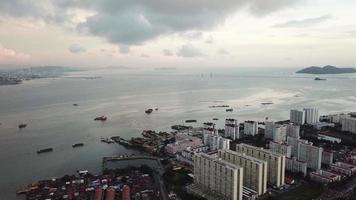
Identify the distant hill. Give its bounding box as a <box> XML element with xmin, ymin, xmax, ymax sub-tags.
<box><xmin>296</xmin><ymin>65</ymin><xmax>356</xmax><ymax>74</ymax></box>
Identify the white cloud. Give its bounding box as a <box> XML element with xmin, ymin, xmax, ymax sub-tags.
<box><xmin>176</xmin><ymin>44</ymin><xmax>203</xmax><ymax>57</ymax></box>
<box><xmin>68</xmin><ymin>43</ymin><xmax>86</xmax><ymax>53</ymax></box>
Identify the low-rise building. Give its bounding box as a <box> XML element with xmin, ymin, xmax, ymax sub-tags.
<box><xmin>176</xmin><ymin>145</ymin><xmax>209</xmax><ymax>165</ymax></box>
<box><xmin>313</xmin><ymin>122</ymin><xmax>335</xmax><ymax>130</ymax></box>
<box><xmin>317</xmin><ymin>134</ymin><xmax>341</xmax><ymax>143</ymax></box>
<box><xmin>310</xmin><ymin>170</ymin><xmax>342</xmax><ymax>184</ymax></box>
<box><xmin>165</xmin><ymin>134</ymin><xmax>203</xmax><ymax>154</ymax></box>
<box><xmin>330</xmin><ymin>162</ymin><xmax>356</xmax><ymax>176</ymax></box>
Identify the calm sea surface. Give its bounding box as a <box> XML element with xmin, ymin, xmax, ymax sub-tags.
<box><xmin>1</xmin><ymin>67</ymin><xmax>356</xmax><ymax>199</ymax></box>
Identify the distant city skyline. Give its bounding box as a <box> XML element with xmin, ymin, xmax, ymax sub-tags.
<box><xmin>1</xmin><ymin>0</ymin><xmax>356</xmax><ymax>68</ymax></box>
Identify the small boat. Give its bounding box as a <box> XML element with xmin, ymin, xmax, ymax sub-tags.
<box><xmin>261</xmin><ymin>102</ymin><xmax>273</xmax><ymax>105</ymax></box>
<box><xmin>155</xmin><ymin>108</ymin><xmax>159</xmax><ymax>111</ymax></box>
<box><xmin>226</xmin><ymin>108</ymin><xmax>233</xmax><ymax>112</ymax></box>
<box><xmin>18</xmin><ymin>124</ymin><xmax>27</xmax><ymax>129</ymax></box>
<box><xmin>73</xmin><ymin>103</ymin><xmax>79</xmax><ymax>106</ymax></box>
<box><xmin>94</xmin><ymin>116</ymin><xmax>107</xmax><ymax>121</ymax></box>
<box><xmin>72</xmin><ymin>143</ymin><xmax>84</xmax><ymax>148</ymax></box>
<box><xmin>213</xmin><ymin>118</ymin><xmax>219</xmax><ymax>121</ymax></box>
<box><xmin>185</xmin><ymin>120</ymin><xmax>197</xmax><ymax>123</ymax></box>
<box><xmin>315</xmin><ymin>77</ymin><xmax>326</xmax><ymax>81</ymax></box>
<box><xmin>37</xmin><ymin>148</ymin><xmax>53</xmax><ymax>154</ymax></box>
<box><xmin>145</xmin><ymin>109</ymin><xmax>153</xmax><ymax>114</ymax></box>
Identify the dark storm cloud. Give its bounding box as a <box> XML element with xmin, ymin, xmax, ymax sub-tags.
<box><xmin>274</xmin><ymin>14</ymin><xmax>332</xmax><ymax>28</ymax></box>
<box><xmin>1</xmin><ymin>0</ymin><xmax>303</xmax><ymax>45</ymax></box>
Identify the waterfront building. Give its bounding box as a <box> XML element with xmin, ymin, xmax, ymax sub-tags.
<box><xmin>290</xmin><ymin>109</ymin><xmax>305</xmax><ymax>125</ymax></box>
<box><xmin>235</xmin><ymin>144</ymin><xmax>285</xmax><ymax>187</ymax></box>
<box><xmin>225</xmin><ymin>118</ymin><xmax>240</xmax><ymax>140</ymax></box>
<box><xmin>244</xmin><ymin>121</ymin><xmax>258</xmax><ymax>136</ymax></box>
<box><xmin>269</xmin><ymin>141</ymin><xmax>292</xmax><ymax>158</ymax></box>
<box><xmin>193</xmin><ymin>153</ymin><xmax>243</xmax><ymax>200</ymax></box>
<box><xmin>304</xmin><ymin>108</ymin><xmax>319</xmax><ymax>124</ymax></box>
<box><xmin>286</xmin><ymin>123</ymin><xmax>300</xmax><ymax>139</ymax></box>
<box><xmin>310</xmin><ymin>170</ymin><xmax>342</xmax><ymax>184</ymax></box>
<box><xmin>285</xmin><ymin>157</ymin><xmax>307</xmax><ymax>176</ymax></box>
<box><xmin>176</xmin><ymin>145</ymin><xmax>209</xmax><ymax>166</ymax></box>
<box><xmin>165</xmin><ymin>134</ymin><xmax>203</xmax><ymax>154</ymax></box>
<box><xmin>330</xmin><ymin>162</ymin><xmax>356</xmax><ymax>176</ymax></box>
<box><xmin>218</xmin><ymin>149</ymin><xmax>268</xmax><ymax>195</ymax></box>
<box><xmin>340</xmin><ymin>115</ymin><xmax>356</xmax><ymax>134</ymax></box>
<box><xmin>298</xmin><ymin>141</ymin><xmax>323</xmax><ymax>170</ymax></box>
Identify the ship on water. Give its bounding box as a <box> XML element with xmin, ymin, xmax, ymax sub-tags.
<box><xmin>94</xmin><ymin>116</ymin><xmax>107</xmax><ymax>121</ymax></box>
<box><xmin>37</xmin><ymin>148</ymin><xmax>53</xmax><ymax>154</ymax></box>
<box><xmin>72</xmin><ymin>143</ymin><xmax>84</xmax><ymax>148</ymax></box>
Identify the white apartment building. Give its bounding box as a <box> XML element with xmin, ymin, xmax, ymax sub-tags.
<box><xmin>286</xmin><ymin>123</ymin><xmax>300</xmax><ymax>139</ymax></box>
<box><xmin>264</xmin><ymin>121</ymin><xmax>287</xmax><ymax>142</ymax></box>
<box><xmin>218</xmin><ymin>150</ymin><xmax>268</xmax><ymax>195</ymax></box>
<box><xmin>340</xmin><ymin>115</ymin><xmax>356</xmax><ymax>134</ymax></box>
<box><xmin>290</xmin><ymin>109</ymin><xmax>305</xmax><ymax>125</ymax></box>
<box><xmin>285</xmin><ymin>157</ymin><xmax>307</xmax><ymax>176</ymax></box>
<box><xmin>304</xmin><ymin>108</ymin><xmax>319</xmax><ymax>124</ymax></box>
<box><xmin>244</xmin><ymin>121</ymin><xmax>258</xmax><ymax>136</ymax></box>
<box><xmin>287</xmin><ymin>136</ymin><xmax>308</xmax><ymax>158</ymax></box>
<box><xmin>194</xmin><ymin>153</ymin><xmax>243</xmax><ymax>200</ymax></box>
<box><xmin>269</xmin><ymin>141</ymin><xmax>292</xmax><ymax>158</ymax></box>
<box><xmin>225</xmin><ymin>118</ymin><xmax>240</xmax><ymax>140</ymax></box>
<box><xmin>298</xmin><ymin>141</ymin><xmax>323</xmax><ymax>170</ymax></box>
<box><xmin>264</xmin><ymin>121</ymin><xmax>275</xmax><ymax>139</ymax></box>
<box><xmin>235</xmin><ymin>144</ymin><xmax>285</xmax><ymax>187</ymax></box>
<box><xmin>203</xmin><ymin>133</ymin><xmax>230</xmax><ymax>151</ymax></box>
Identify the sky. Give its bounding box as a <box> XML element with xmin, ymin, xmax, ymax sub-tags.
<box><xmin>0</xmin><ymin>0</ymin><xmax>356</xmax><ymax>69</ymax></box>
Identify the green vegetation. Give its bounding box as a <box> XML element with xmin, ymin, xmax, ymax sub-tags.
<box><xmin>163</xmin><ymin>167</ymin><xmax>205</xmax><ymax>200</ymax></box>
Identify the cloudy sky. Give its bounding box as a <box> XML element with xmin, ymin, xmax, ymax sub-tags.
<box><xmin>0</xmin><ymin>0</ymin><xmax>356</xmax><ymax>68</ymax></box>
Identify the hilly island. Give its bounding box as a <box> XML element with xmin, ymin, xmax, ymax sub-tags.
<box><xmin>296</xmin><ymin>65</ymin><xmax>356</xmax><ymax>74</ymax></box>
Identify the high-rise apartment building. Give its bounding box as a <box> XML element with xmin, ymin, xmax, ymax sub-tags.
<box><xmin>218</xmin><ymin>150</ymin><xmax>267</xmax><ymax>195</ymax></box>
<box><xmin>194</xmin><ymin>153</ymin><xmax>243</xmax><ymax>200</ymax></box>
<box><xmin>235</xmin><ymin>144</ymin><xmax>285</xmax><ymax>187</ymax></box>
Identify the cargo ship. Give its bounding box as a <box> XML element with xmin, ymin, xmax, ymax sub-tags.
<box><xmin>185</xmin><ymin>119</ymin><xmax>197</xmax><ymax>123</ymax></box>
<box><xmin>94</xmin><ymin>116</ymin><xmax>107</xmax><ymax>121</ymax></box>
<box><xmin>72</xmin><ymin>143</ymin><xmax>84</xmax><ymax>148</ymax></box>
<box><xmin>18</xmin><ymin>124</ymin><xmax>27</xmax><ymax>129</ymax></box>
<box><xmin>226</xmin><ymin>108</ymin><xmax>233</xmax><ymax>112</ymax></box>
<box><xmin>37</xmin><ymin>148</ymin><xmax>53</xmax><ymax>154</ymax></box>
<box><xmin>145</xmin><ymin>109</ymin><xmax>153</xmax><ymax>114</ymax></box>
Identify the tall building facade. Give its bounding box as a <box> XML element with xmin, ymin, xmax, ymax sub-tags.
<box><xmin>235</xmin><ymin>144</ymin><xmax>285</xmax><ymax>187</ymax></box>
<box><xmin>244</xmin><ymin>121</ymin><xmax>258</xmax><ymax>136</ymax></box>
<box><xmin>340</xmin><ymin>115</ymin><xmax>356</xmax><ymax>134</ymax></box>
<box><xmin>194</xmin><ymin>153</ymin><xmax>243</xmax><ymax>200</ymax></box>
<box><xmin>286</xmin><ymin>123</ymin><xmax>300</xmax><ymax>139</ymax></box>
<box><xmin>298</xmin><ymin>141</ymin><xmax>323</xmax><ymax>170</ymax></box>
<box><xmin>290</xmin><ymin>109</ymin><xmax>305</xmax><ymax>125</ymax></box>
<box><xmin>269</xmin><ymin>141</ymin><xmax>292</xmax><ymax>158</ymax></box>
<box><xmin>304</xmin><ymin>108</ymin><xmax>319</xmax><ymax>124</ymax></box>
<box><xmin>218</xmin><ymin>150</ymin><xmax>268</xmax><ymax>195</ymax></box>
<box><xmin>225</xmin><ymin>118</ymin><xmax>240</xmax><ymax>140</ymax></box>
<box><xmin>264</xmin><ymin>121</ymin><xmax>275</xmax><ymax>139</ymax></box>
<box><xmin>203</xmin><ymin>133</ymin><xmax>230</xmax><ymax>151</ymax></box>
